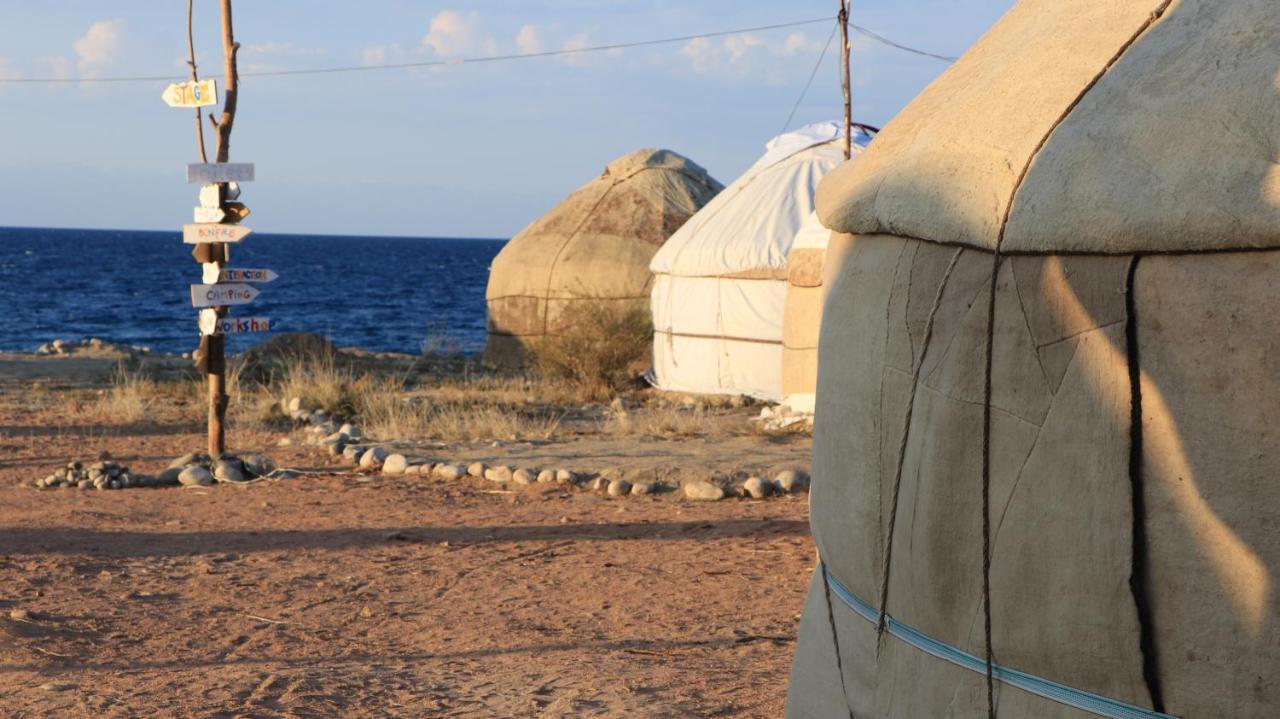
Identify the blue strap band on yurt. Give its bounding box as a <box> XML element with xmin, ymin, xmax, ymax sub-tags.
<box><xmin>820</xmin><ymin>566</ymin><xmax>1180</xmax><ymax>719</ymax></box>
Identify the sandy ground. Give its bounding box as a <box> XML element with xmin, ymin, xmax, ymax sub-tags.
<box><xmin>0</xmin><ymin>353</ymin><xmax>816</xmax><ymax>718</ymax></box>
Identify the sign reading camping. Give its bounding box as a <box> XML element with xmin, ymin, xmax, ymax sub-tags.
<box><xmin>190</xmin><ymin>282</ymin><xmax>260</xmax><ymax>308</ymax></box>
<box><xmin>162</xmin><ymin>79</ymin><xmax>217</xmax><ymax>108</ymax></box>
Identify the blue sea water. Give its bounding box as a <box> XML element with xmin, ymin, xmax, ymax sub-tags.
<box><xmin>0</xmin><ymin>227</ymin><xmax>505</xmax><ymax>356</ymax></box>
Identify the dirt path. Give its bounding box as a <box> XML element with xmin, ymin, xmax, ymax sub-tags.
<box><xmin>0</xmin><ymin>430</ymin><xmax>815</xmax><ymax>717</ymax></box>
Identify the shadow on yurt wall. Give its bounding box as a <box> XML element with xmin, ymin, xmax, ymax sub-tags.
<box><xmin>788</xmin><ymin>1</ymin><xmax>1280</xmax><ymax>718</ymax></box>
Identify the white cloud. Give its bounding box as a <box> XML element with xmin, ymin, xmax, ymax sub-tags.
<box><xmin>0</xmin><ymin>56</ymin><xmax>20</xmax><ymax>81</ymax></box>
<box><xmin>362</xmin><ymin>45</ymin><xmax>395</xmax><ymax>66</ymax></box>
<box><xmin>243</xmin><ymin>42</ymin><xmax>326</xmax><ymax>58</ymax></box>
<box><xmin>679</xmin><ymin>31</ymin><xmax>824</xmax><ymax>81</ymax></box>
<box><xmin>515</xmin><ymin>24</ymin><xmax>543</xmax><ymax>55</ymax></box>
<box><xmin>74</xmin><ymin>19</ymin><xmax>124</xmax><ymax>77</ymax></box>
<box><xmin>422</xmin><ymin>10</ymin><xmax>495</xmax><ymax>57</ymax></box>
<box><xmin>39</xmin><ymin>56</ymin><xmax>73</xmax><ymax>81</ymax></box>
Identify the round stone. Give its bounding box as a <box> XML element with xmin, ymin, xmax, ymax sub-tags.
<box><xmin>382</xmin><ymin>454</ymin><xmax>409</xmax><ymax>475</ymax></box>
<box><xmin>630</xmin><ymin>481</ymin><xmax>655</xmax><ymax>496</ymax></box>
<box><xmin>213</xmin><ymin>459</ymin><xmax>248</xmax><ymax>483</ymax></box>
<box><xmin>359</xmin><ymin>446</ymin><xmax>388</xmax><ymax>469</ymax></box>
<box><xmin>607</xmin><ymin>479</ymin><xmax>632</xmax><ymax>497</ymax></box>
<box><xmin>467</xmin><ymin>462</ymin><xmax>487</xmax><ymax>478</ymax></box>
<box><xmin>774</xmin><ymin>469</ymin><xmax>810</xmax><ymax>494</ymax></box>
<box><xmin>434</xmin><ymin>464</ymin><xmax>464</xmax><ymax>481</ymax></box>
<box><xmin>178</xmin><ymin>466</ymin><xmax>214</xmax><ymax>487</ymax></box>
<box><xmin>742</xmin><ymin>476</ymin><xmax>772</xmax><ymax>499</ymax></box>
<box><xmin>242</xmin><ymin>454</ymin><xmax>276</xmax><ymax>477</ymax></box>
<box><xmin>683</xmin><ymin>480</ymin><xmax>725</xmax><ymax>501</ymax></box>
<box><xmin>484</xmin><ymin>466</ymin><xmax>513</xmax><ymax>483</ymax></box>
<box><xmin>512</xmin><ymin>468</ymin><xmax>536</xmax><ymax>485</ymax></box>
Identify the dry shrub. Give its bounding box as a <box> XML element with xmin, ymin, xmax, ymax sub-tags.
<box><xmin>529</xmin><ymin>301</ymin><xmax>652</xmax><ymax>400</ymax></box>
<box><xmin>91</xmin><ymin>364</ymin><xmax>158</xmax><ymax>423</ymax></box>
<box><xmin>606</xmin><ymin>402</ymin><xmax>710</xmax><ymax>438</ymax></box>
<box><xmin>358</xmin><ymin>377</ymin><xmax>561</xmax><ymax>442</ymax></box>
<box><xmin>273</xmin><ymin>353</ymin><xmax>367</xmax><ymax>419</ymax></box>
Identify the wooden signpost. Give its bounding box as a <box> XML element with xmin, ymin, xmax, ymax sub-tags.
<box><xmin>168</xmin><ymin>0</ymin><xmax>274</xmax><ymax>456</ymax></box>
<box><xmin>162</xmin><ymin>79</ymin><xmax>217</xmax><ymax>108</ymax></box>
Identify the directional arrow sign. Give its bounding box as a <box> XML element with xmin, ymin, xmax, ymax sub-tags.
<box><xmin>190</xmin><ymin>283</ymin><xmax>260</xmax><ymax>308</ymax></box>
<box><xmin>183</xmin><ymin>224</ymin><xmax>253</xmax><ymax>244</ymax></box>
<box><xmin>199</xmin><ymin>309</ymin><xmax>275</xmax><ymax>335</ymax></box>
<box><xmin>217</xmin><ymin>268</ymin><xmax>279</xmax><ymax>284</ymax></box>
<box><xmin>162</xmin><ymin>79</ymin><xmax>217</xmax><ymax>108</ymax></box>
<box><xmin>187</xmin><ymin>163</ymin><xmax>254</xmax><ymax>183</ymax></box>
<box><xmin>194</xmin><ymin>206</ymin><xmax>225</xmax><ymax>223</ymax></box>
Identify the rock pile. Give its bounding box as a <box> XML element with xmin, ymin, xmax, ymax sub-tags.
<box><xmin>35</xmin><ymin>337</ymin><xmax>153</xmax><ymax>356</ymax></box>
<box><xmin>280</xmin><ymin>395</ymin><xmax>812</xmax><ymax>503</ymax></box>
<box><xmin>34</xmin><ymin>459</ymin><xmax>157</xmax><ymax>490</ymax></box>
<box><xmin>34</xmin><ymin>451</ymin><xmax>282</xmax><ymax>491</ymax></box>
<box><xmin>158</xmin><ymin>452</ymin><xmax>281</xmax><ymax>487</ymax></box>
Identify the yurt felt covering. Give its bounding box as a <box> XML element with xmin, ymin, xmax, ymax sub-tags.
<box><xmin>484</xmin><ymin>149</ymin><xmax>721</xmax><ymax>368</ymax></box>
<box><xmin>788</xmin><ymin>1</ymin><xmax>1280</xmax><ymax>717</ymax></box>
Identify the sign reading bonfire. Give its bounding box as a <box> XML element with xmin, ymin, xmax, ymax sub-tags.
<box><xmin>164</xmin><ymin>0</ymin><xmax>276</xmax><ymax>456</ymax></box>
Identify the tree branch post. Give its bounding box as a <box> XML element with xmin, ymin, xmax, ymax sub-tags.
<box><xmin>205</xmin><ymin>0</ymin><xmax>240</xmax><ymax>458</ymax></box>
<box><xmin>839</xmin><ymin>0</ymin><xmax>852</xmax><ymax>160</ymax></box>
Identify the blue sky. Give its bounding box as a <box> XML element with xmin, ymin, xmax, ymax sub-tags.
<box><xmin>0</xmin><ymin>1</ymin><xmax>1013</xmax><ymax>238</ymax></box>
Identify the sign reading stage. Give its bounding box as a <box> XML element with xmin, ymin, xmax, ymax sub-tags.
<box><xmin>162</xmin><ymin>79</ymin><xmax>217</xmax><ymax>108</ymax></box>
<box><xmin>183</xmin><ymin>224</ymin><xmax>252</xmax><ymax>244</ymax></box>
<box><xmin>190</xmin><ymin>283</ymin><xmax>260</xmax><ymax>308</ymax></box>
<box><xmin>187</xmin><ymin>163</ymin><xmax>254</xmax><ymax>184</ymax></box>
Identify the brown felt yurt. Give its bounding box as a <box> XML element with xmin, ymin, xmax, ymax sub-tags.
<box><xmin>484</xmin><ymin>149</ymin><xmax>721</xmax><ymax>368</ymax></box>
<box><xmin>787</xmin><ymin>1</ymin><xmax>1279</xmax><ymax>718</ymax></box>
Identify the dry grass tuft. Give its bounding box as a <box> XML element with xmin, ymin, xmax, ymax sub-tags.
<box><xmin>358</xmin><ymin>377</ymin><xmax>562</xmax><ymax>442</ymax></box>
<box><xmin>605</xmin><ymin>401</ymin><xmax>711</xmax><ymax>438</ymax></box>
<box><xmin>529</xmin><ymin>302</ymin><xmax>652</xmax><ymax>400</ymax></box>
<box><xmin>90</xmin><ymin>364</ymin><xmax>158</xmax><ymax>423</ymax></box>
<box><xmin>272</xmin><ymin>353</ymin><xmax>367</xmax><ymax>419</ymax></box>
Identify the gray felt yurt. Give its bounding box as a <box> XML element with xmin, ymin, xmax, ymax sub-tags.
<box><xmin>484</xmin><ymin>149</ymin><xmax>721</xmax><ymax>368</ymax></box>
<box><xmin>787</xmin><ymin>1</ymin><xmax>1279</xmax><ymax>717</ymax></box>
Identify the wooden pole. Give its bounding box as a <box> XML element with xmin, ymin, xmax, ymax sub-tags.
<box><xmin>839</xmin><ymin>0</ymin><xmax>852</xmax><ymax>160</ymax></box>
<box><xmin>204</xmin><ymin>0</ymin><xmax>241</xmax><ymax>458</ymax></box>
<box><xmin>185</xmin><ymin>0</ymin><xmax>208</xmax><ymax>163</ymax></box>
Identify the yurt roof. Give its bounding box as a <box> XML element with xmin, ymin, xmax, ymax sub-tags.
<box><xmin>651</xmin><ymin>122</ymin><xmax>873</xmax><ymax>278</ymax></box>
<box><xmin>816</xmin><ymin>0</ymin><xmax>1280</xmax><ymax>254</ymax></box>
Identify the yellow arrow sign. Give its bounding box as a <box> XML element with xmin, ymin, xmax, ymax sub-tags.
<box><xmin>162</xmin><ymin>80</ymin><xmax>217</xmax><ymax>108</ymax></box>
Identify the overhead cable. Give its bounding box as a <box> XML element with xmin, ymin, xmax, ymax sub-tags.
<box><xmin>0</xmin><ymin>16</ymin><xmax>956</xmax><ymax>84</ymax></box>
<box><xmin>778</xmin><ymin>23</ymin><xmax>838</xmax><ymax>135</ymax></box>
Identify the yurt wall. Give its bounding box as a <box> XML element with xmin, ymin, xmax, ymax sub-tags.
<box><xmin>648</xmin><ymin>122</ymin><xmax>848</xmax><ymax>402</ymax></box>
<box><xmin>788</xmin><ymin>0</ymin><xmax>1280</xmax><ymax>717</ymax></box>
<box><xmin>484</xmin><ymin>149</ymin><xmax>721</xmax><ymax>368</ymax></box>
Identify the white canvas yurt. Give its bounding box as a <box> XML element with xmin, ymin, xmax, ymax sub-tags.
<box><xmin>649</xmin><ymin>122</ymin><xmax>869</xmax><ymax>402</ymax></box>
<box><xmin>484</xmin><ymin>149</ymin><xmax>721</xmax><ymax>368</ymax></box>
<box><xmin>788</xmin><ymin>1</ymin><xmax>1279</xmax><ymax>717</ymax></box>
